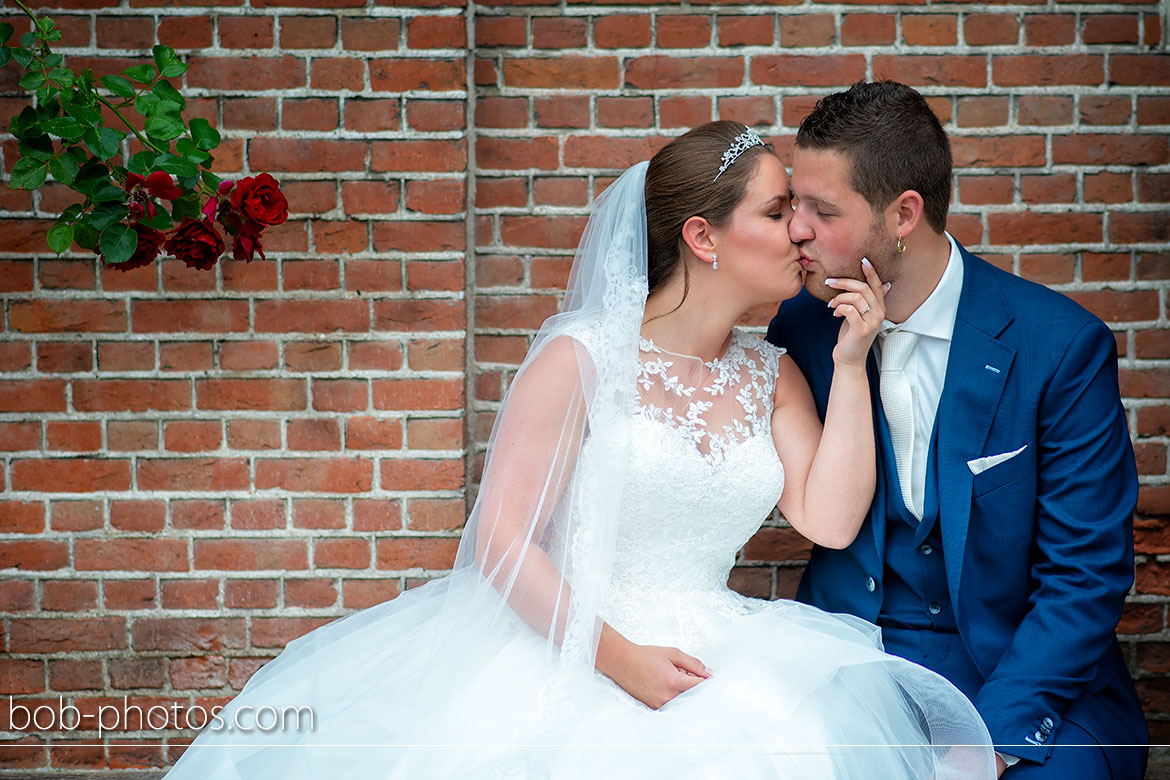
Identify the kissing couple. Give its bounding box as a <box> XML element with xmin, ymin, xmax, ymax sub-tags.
<box><xmin>164</xmin><ymin>80</ymin><xmax>1146</xmax><ymax>779</ymax></box>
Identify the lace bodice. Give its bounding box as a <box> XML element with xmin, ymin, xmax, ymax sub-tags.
<box><xmin>601</xmin><ymin>329</ymin><xmax>788</xmax><ymax>649</ymax></box>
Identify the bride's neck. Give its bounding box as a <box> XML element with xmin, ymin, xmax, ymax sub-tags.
<box><xmin>641</xmin><ymin>271</ymin><xmax>742</xmax><ymax>363</ymax></box>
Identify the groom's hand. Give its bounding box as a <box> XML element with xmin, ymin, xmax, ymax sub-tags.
<box><xmin>996</xmin><ymin>754</ymin><xmax>1007</xmax><ymax>777</ymax></box>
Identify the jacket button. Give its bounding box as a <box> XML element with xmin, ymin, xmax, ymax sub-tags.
<box><xmin>866</xmin><ymin>576</ymin><xmax>876</xmax><ymax>592</ymax></box>
<box><xmin>1034</xmin><ymin>731</ymin><xmax>1045</xmax><ymax>742</ymax></box>
<box><xmin>920</xmin><ymin>544</ymin><xmax>933</xmax><ymax>555</ymax></box>
<box><xmin>928</xmin><ymin>603</ymin><xmax>942</xmax><ymax>615</ymax></box>
<box><xmin>1042</xmin><ymin>717</ymin><xmax>1053</xmax><ymax>729</ymax></box>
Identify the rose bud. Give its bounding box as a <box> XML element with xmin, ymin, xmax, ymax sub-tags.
<box><xmin>232</xmin><ymin>230</ymin><xmax>265</xmax><ymax>263</ymax></box>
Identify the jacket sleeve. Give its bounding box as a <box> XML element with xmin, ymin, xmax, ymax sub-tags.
<box><xmin>972</xmin><ymin>318</ymin><xmax>1137</xmax><ymax>762</ymax></box>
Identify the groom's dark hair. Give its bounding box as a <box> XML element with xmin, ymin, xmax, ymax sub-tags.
<box><xmin>796</xmin><ymin>81</ymin><xmax>951</xmax><ymax>234</ymax></box>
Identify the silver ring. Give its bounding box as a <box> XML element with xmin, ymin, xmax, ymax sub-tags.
<box><xmin>861</xmin><ymin>305</ymin><xmax>872</xmax><ymax>316</ymax></box>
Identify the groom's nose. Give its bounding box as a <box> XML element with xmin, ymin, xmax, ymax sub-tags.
<box><xmin>788</xmin><ymin>208</ymin><xmax>813</xmax><ymax>244</ymax></box>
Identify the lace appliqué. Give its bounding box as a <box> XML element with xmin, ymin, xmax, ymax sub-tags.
<box><xmin>636</xmin><ymin>330</ymin><xmax>784</xmax><ymax>463</ymax></box>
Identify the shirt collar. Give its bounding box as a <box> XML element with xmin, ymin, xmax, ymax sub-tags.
<box><xmin>879</xmin><ymin>232</ymin><xmax>964</xmax><ymax>343</ymax></box>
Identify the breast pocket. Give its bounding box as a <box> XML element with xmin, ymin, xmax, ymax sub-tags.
<box><xmin>971</xmin><ymin>442</ymin><xmax>1035</xmax><ymax>498</ymax></box>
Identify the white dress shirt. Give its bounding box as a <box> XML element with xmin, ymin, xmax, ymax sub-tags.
<box><xmin>874</xmin><ymin>233</ymin><xmax>964</xmax><ymax>520</ymax></box>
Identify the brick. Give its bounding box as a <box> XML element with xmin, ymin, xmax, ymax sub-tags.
<box><xmin>0</xmin><ymin>424</ymin><xmax>39</xmax><ymax>453</ymax></box>
<box><xmin>1023</xmin><ymin>14</ymin><xmax>1075</xmax><ymax>46</ymax></box>
<box><xmin>370</xmin><ymin>58</ymin><xmax>465</xmax><ymax>91</ymax></box>
<box><xmin>353</xmin><ymin>498</ymin><xmax>402</xmax><ymax>532</ymax></box>
<box><xmin>46</xmin><ymin>421</ymin><xmax>102</xmax><ymax>452</ymax></box>
<box><xmin>230</xmin><ymin>498</ymin><xmax>286</xmax><ymax>530</ymax></box>
<box><xmin>533</xmin><ymin>178</ymin><xmax>588</xmax><ymax>207</ymax></box>
<box><xmin>994</xmin><ymin>55</ymin><xmax>1103</xmax><ymax>87</ymax></box>
<box><xmin>408</xmin><ymin>339</ymin><xmax>464</xmax><ymax>371</ymax></box>
<box><xmin>130</xmin><ymin>618</ymin><xmax>246</xmax><ymax>652</ymax></box>
<box><xmin>563</xmin><ymin>137</ymin><xmax>663</xmax><ymax>170</ymax></box>
<box><xmin>1019</xmin><ymin>254</ymin><xmax>1075</xmax><ymax>284</ymax></box>
<box><xmin>1053</xmin><ymin>135</ymin><xmax>1167</xmax><ymax>166</ymax></box>
<box><xmin>255</xmin><ymin>458</ymin><xmax>373</xmax><ymax>493</ymax></box>
<box><xmin>476</xmin><ymin>137</ymin><xmax>559</xmax><ymax>170</ymax></box>
<box><xmin>381</xmin><ymin>459</ymin><xmax>464</xmax><ymax>491</ymax></box>
<box><xmin>98</xmin><ymin>342</ymin><xmax>153</xmax><ymax>372</ymax></box>
<box><xmin>594</xmin><ymin>14</ymin><xmax>651</xmax><ymax>48</ymax></box>
<box><xmin>1140</xmin><ymin>173</ymin><xmax>1170</xmax><ymax>203</ymax></box>
<box><xmin>841</xmin><ymin>14</ymin><xmax>896</xmax><ymax>45</ymax></box>
<box><xmin>964</xmin><ymin>14</ymin><xmax>1019</xmax><ymax>45</ymax></box>
<box><xmin>341</xmin><ymin>180</ymin><xmax>401</xmax><ymax>214</ymax></box>
<box><xmin>656</xmin><ymin>15</ymin><xmax>711</xmax><ymax>48</ymax></box>
<box><xmin>406</xmin><ymin>99</ymin><xmax>465</xmax><ymax>131</ymax></box>
<box><xmin>1070</xmin><ymin>290</ymin><xmax>1160</xmax><ymax>323</ymax></box>
<box><xmin>288</xmin><ymin>419</ymin><xmax>342</xmax><ymax>451</ymax></box>
<box><xmin>0</xmin><ymin>541</ymin><xmax>69</xmax><ymax>571</ymax></box>
<box><xmin>988</xmin><ymin>213</ymin><xmax>1102</xmax><ymax>245</ymax></box>
<box><xmin>97</xmin><ymin>16</ymin><xmax>155</xmax><ymax>49</ymax></box>
<box><xmin>0</xmin><ymin>342</ymin><xmax>32</xmax><ymax>371</ymax></box>
<box><xmin>373</xmin><ymin>379</ymin><xmax>463</xmax><ymax>410</ymax></box>
<box><xmin>1020</xmin><ymin>174</ymin><xmax>1076</xmax><ymax>203</ymax></box>
<box><xmin>372</xmin><ymin>220</ymin><xmax>465</xmax><ymax>252</ymax></box>
<box><xmin>1017</xmin><ymin>96</ymin><xmax>1073</xmax><ymax>126</ymax></box>
<box><xmin>225</xmin><ymin>580</ymin><xmax>278</xmax><ymax>609</ymax></box>
<box><xmin>1110</xmin><ymin>213</ymin><xmax>1170</xmax><ymax>244</ymax></box>
<box><xmin>956</xmin><ymin>97</ymin><xmax>1009</xmax><ymax>127</ymax></box>
<box><xmin>343</xmin><ymin>579</ymin><xmax>399</xmax><ymax>608</ymax></box>
<box><xmin>170</xmin><ymin>657</ymin><xmax>226</xmax><ymax>690</ymax></box>
<box><xmin>505</xmin><ymin>57</ymin><xmax>620</xmax><ymax>89</ymax></box>
<box><xmin>533</xmin><ymin>17</ymin><xmax>587</xmax><ymax>48</ymax></box>
<box><xmin>280</xmin><ymin>16</ymin><xmax>336</xmax><ymax>48</ymax></box>
<box><xmin>627</xmin><ymin>55</ymin><xmax>743</xmax><ymax>89</ymax></box>
<box><xmin>196</xmin><ymin>379</ymin><xmax>307</xmax><ymax>411</ymax></box>
<box><xmin>160</xmin><ymin>579</ymin><xmax>219</xmax><ymax>610</ymax></box>
<box><xmin>1079</xmin><ymin>96</ymin><xmax>1131</xmax><ymax>126</ymax></box>
<box><xmin>874</xmin><ymin>55</ymin><xmax>986</xmax><ymax>87</ymax></box>
<box><xmin>407</xmin><ymin>498</ymin><xmax>465</xmax><ymax>531</ymax></box>
<box><xmin>952</xmin><ymin>136</ymin><xmax>1046</xmax><ymax>167</ymax></box>
<box><xmin>1084</xmin><ymin>172</ymin><xmax>1133</xmax><ymax>204</ymax></box>
<box><xmin>407</xmin><ymin>15</ymin><xmax>467</xmax><ymax>49</ymax></box>
<box><xmin>598</xmin><ymin>97</ymin><xmax>653</xmax><ymax>128</ymax></box>
<box><xmin>284</xmin><ymin>578</ymin><xmax>338</xmax><ymax>608</ymax></box>
<box><xmin>371</xmin><ymin>139</ymin><xmax>466</xmax><ymax>172</ymax></box>
<box><xmin>0</xmin><ymin>379</ymin><xmax>62</xmax><ymax>413</ymax></box>
<box><xmin>293</xmin><ymin>499</ymin><xmax>346</xmax><ymax>530</ymax></box>
<box><xmin>193</xmin><ymin>540</ymin><xmax>308</xmax><ymax>573</ymax></box>
<box><xmin>718</xmin><ymin>15</ymin><xmax>773</xmax><ymax>46</ymax></box>
<box><xmin>407</xmin><ymin>418</ymin><xmax>464</xmax><ymax>450</ymax></box>
<box><xmin>376</xmin><ymin>537</ymin><xmax>460</xmax><ymax>570</ymax></box>
<box><xmin>11</xmin><ymin>459</ymin><xmax>131</xmax><ymax>493</ymax></box>
<box><xmin>9</xmin><ymin>618</ymin><xmax>127</xmax><ymax>653</ymax></box>
<box><xmin>902</xmin><ymin>15</ymin><xmax>956</xmax><ymax>46</ymax></box>
<box><xmin>282</xmin><ymin>97</ymin><xmax>338</xmax><ymax>131</ymax></box>
<box><xmin>534</xmin><ymin>96</ymin><xmax>590</xmax><ymax>128</ymax></box>
<box><xmin>779</xmin><ymin>14</ymin><xmax>835</xmax><ymax>47</ymax></box>
<box><xmin>1083</xmin><ymin>14</ymin><xmax>1140</xmax><ymax>44</ymax></box>
<box><xmin>660</xmin><ymin>96</ymin><xmax>712</xmax><ymax>128</ymax></box>
<box><xmin>10</xmin><ymin>300</ymin><xmax>125</xmax><ymax>333</ymax></box>
<box><xmin>958</xmin><ymin>175</ymin><xmax>1013</xmax><ymax>205</ymax></box>
<box><xmin>105</xmin><ymin>580</ymin><xmax>157</xmax><ymax>611</ymax></box>
<box><xmin>1139</xmin><ymin>97</ymin><xmax>1170</xmax><ymax>125</ymax></box>
<box><xmin>188</xmin><ymin>56</ymin><xmax>304</xmax><ymax>90</ymax></box>
<box><xmin>0</xmin><ymin>501</ymin><xmax>44</xmax><ymax>532</ymax></box>
<box><xmin>252</xmin><ymin>617</ymin><xmax>331</xmax><ymax>648</ymax></box>
<box><xmin>475</xmin><ymin>16</ymin><xmax>524</xmax><ymax>47</ymax></box>
<box><xmin>342</xmin><ymin>17</ymin><xmax>399</xmax><ymax>50</ymax></box>
<box><xmin>219</xmin><ymin>16</ymin><xmax>274</xmax><ymax>48</ymax></box>
<box><xmin>136</xmin><ymin>458</ymin><xmax>248</xmax><ymax>492</ymax></box>
<box><xmin>1082</xmin><ymin>253</ymin><xmax>1131</xmax><ymax>282</ymax></box>
<box><xmin>250</xmin><ymin>138</ymin><xmax>366</xmax><ymax>173</ymax></box>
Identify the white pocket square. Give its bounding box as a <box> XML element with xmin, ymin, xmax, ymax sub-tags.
<box><xmin>967</xmin><ymin>444</ymin><xmax>1028</xmax><ymax>476</ymax></box>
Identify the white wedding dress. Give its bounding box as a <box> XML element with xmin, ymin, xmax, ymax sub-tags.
<box><xmin>164</xmin><ymin>327</ymin><xmax>994</xmax><ymax>780</ymax></box>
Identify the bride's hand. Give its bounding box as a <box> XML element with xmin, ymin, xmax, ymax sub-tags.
<box><xmin>596</xmin><ymin>630</ymin><xmax>710</xmax><ymax>709</ymax></box>
<box><xmin>826</xmin><ymin>257</ymin><xmax>888</xmax><ymax>368</ymax></box>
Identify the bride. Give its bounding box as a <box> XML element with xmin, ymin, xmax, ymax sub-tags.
<box><xmin>163</xmin><ymin>122</ymin><xmax>995</xmax><ymax>779</ymax></box>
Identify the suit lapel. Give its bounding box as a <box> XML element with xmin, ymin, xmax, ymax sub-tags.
<box><xmin>937</xmin><ymin>248</ymin><xmax>1016</xmax><ymax>603</ymax></box>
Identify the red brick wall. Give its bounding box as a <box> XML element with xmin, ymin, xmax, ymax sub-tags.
<box><xmin>1</xmin><ymin>0</ymin><xmax>1168</xmax><ymax>771</ymax></box>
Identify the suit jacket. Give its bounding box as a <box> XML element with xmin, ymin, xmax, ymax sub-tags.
<box><xmin>767</xmin><ymin>244</ymin><xmax>1146</xmax><ymax>770</ymax></box>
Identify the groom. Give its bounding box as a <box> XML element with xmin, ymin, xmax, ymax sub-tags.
<box><xmin>767</xmin><ymin>81</ymin><xmax>1147</xmax><ymax>778</ymax></box>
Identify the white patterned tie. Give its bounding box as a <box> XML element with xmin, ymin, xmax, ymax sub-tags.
<box><xmin>879</xmin><ymin>329</ymin><xmax>920</xmax><ymax>519</ymax></box>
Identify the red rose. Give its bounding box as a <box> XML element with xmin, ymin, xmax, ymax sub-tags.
<box><xmin>164</xmin><ymin>218</ymin><xmax>225</xmax><ymax>271</ymax></box>
<box><xmin>230</xmin><ymin>173</ymin><xmax>287</xmax><ymax>228</ymax></box>
<box><xmin>232</xmin><ymin>230</ymin><xmax>265</xmax><ymax>263</ymax></box>
<box><xmin>113</xmin><ymin>224</ymin><xmax>167</xmax><ymax>271</ymax></box>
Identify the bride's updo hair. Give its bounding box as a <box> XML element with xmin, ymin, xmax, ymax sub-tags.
<box><xmin>644</xmin><ymin>120</ymin><xmax>775</xmax><ymax>296</ymax></box>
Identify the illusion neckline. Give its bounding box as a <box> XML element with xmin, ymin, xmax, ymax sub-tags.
<box><xmin>638</xmin><ymin>328</ymin><xmax>742</xmax><ymax>367</ymax></box>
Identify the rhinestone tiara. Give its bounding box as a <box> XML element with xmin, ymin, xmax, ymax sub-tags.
<box><xmin>713</xmin><ymin>128</ymin><xmax>765</xmax><ymax>182</ymax></box>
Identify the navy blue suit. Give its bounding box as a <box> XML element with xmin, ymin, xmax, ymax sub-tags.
<box><xmin>767</xmin><ymin>245</ymin><xmax>1147</xmax><ymax>777</ymax></box>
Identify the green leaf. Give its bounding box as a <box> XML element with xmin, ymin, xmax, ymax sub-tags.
<box><xmin>200</xmin><ymin>170</ymin><xmax>224</xmax><ymax>190</ymax></box>
<box><xmin>151</xmin><ymin>79</ymin><xmax>185</xmax><ymax>109</ymax></box>
<box><xmin>19</xmin><ymin>135</ymin><xmax>55</xmax><ymax>162</ymax></box>
<box><xmin>83</xmin><ymin>127</ymin><xmax>124</xmax><ymax>160</ymax></box>
<box><xmin>11</xmin><ymin>46</ymin><xmax>33</xmax><ymax>68</ymax></box>
<box><xmin>135</xmin><ymin>92</ymin><xmax>159</xmax><ymax>116</ymax></box>
<box><xmin>154</xmin><ymin>152</ymin><xmax>199</xmax><ymax>179</ymax></box>
<box><xmin>44</xmin><ymin>53</ymin><xmax>64</xmax><ymax>69</ymax></box>
<box><xmin>172</xmin><ymin>195</ymin><xmax>201</xmax><ymax>222</ymax></box>
<box><xmin>92</xmin><ymin>184</ymin><xmax>127</xmax><ymax>204</ymax></box>
<box><xmin>123</xmin><ymin>64</ymin><xmax>157</xmax><ymax>84</ymax></box>
<box><xmin>20</xmin><ymin>32</ymin><xmax>36</xmax><ymax>49</ymax></box>
<box><xmin>60</xmin><ymin>203</ymin><xmax>85</xmax><ymax>222</ymax></box>
<box><xmin>188</xmin><ymin>118</ymin><xmax>220</xmax><ymax>152</ymax></box>
<box><xmin>48</xmin><ymin>67</ymin><xmax>74</xmax><ymax>90</ymax></box>
<box><xmin>175</xmin><ymin>137</ymin><xmax>211</xmax><ymax>164</ymax></box>
<box><xmin>127</xmin><ymin>151</ymin><xmax>155</xmax><ymax>176</ymax></box>
<box><xmin>153</xmin><ymin>45</ymin><xmax>186</xmax><ymax>79</ymax></box>
<box><xmin>74</xmin><ymin>218</ymin><xmax>99</xmax><ymax>250</ymax></box>
<box><xmin>10</xmin><ymin>106</ymin><xmax>36</xmax><ymax>137</ymax></box>
<box><xmin>62</xmin><ymin>100</ymin><xmax>102</xmax><ymax>127</ymax></box>
<box><xmin>10</xmin><ymin>158</ymin><xmax>48</xmax><ymax>190</ymax></box>
<box><xmin>145</xmin><ymin>114</ymin><xmax>184</xmax><ymax>142</ymax></box>
<box><xmin>42</xmin><ymin>116</ymin><xmax>86</xmax><ymax>141</ymax></box>
<box><xmin>46</xmin><ymin>221</ymin><xmax>75</xmax><ymax>255</ymax></box>
<box><xmin>99</xmin><ymin>75</ymin><xmax>136</xmax><ymax>99</ymax></box>
<box><xmin>0</xmin><ymin>23</ymin><xmax>14</xmax><ymax>44</ymax></box>
<box><xmin>49</xmin><ymin>153</ymin><xmax>80</xmax><ymax>185</ymax></box>
<box><xmin>90</xmin><ymin>202</ymin><xmax>129</xmax><ymax>231</ymax></box>
<box><xmin>19</xmin><ymin>72</ymin><xmax>46</xmax><ymax>90</ymax></box>
<box><xmin>99</xmin><ymin>223</ymin><xmax>138</xmax><ymax>265</ymax></box>
<box><xmin>141</xmin><ymin>209</ymin><xmax>173</xmax><ymax>231</ymax></box>
<box><xmin>73</xmin><ymin>162</ymin><xmax>109</xmax><ymax>197</ymax></box>
<box><xmin>0</xmin><ymin>48</ymin><xmax>11</xmax><ymax>69</ymax></box>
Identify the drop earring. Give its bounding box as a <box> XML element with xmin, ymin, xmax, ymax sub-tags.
<box><xmin>712</xmin><ymin>252</ymin><xmax>718</xmax><ymax>270</ymax></box>
<box><xmin>896</xmin><ymin>234</ymin><xmax>906</xmax><ymax>254</ymax></box>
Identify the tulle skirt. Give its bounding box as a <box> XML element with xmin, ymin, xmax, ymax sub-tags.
<box><xmin>163</xmin><ymin>576</ymin><xmax>995</xmax><ymax>779</ymax></box>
